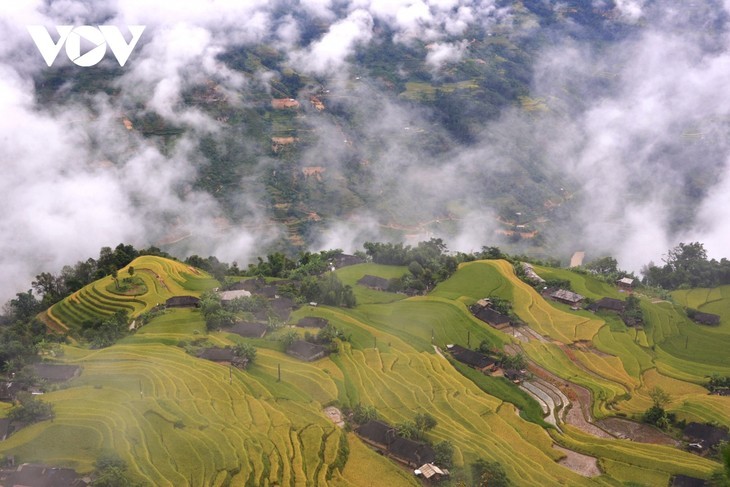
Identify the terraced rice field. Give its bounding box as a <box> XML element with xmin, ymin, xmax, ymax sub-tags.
<box><xmin>46</xmin><ymin>256</ymin><xmax>217</xmax><ymax>331</ymax></box>
<box><xmin>5</xmin><ymin>260</ymin><xmax>729</xmax><ymax>485</ymax></box>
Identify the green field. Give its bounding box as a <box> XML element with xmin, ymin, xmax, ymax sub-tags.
<box><xmin>4</xmin><ymin>260</ymin><xmax>729</xmax><ymax>485</ymax></box>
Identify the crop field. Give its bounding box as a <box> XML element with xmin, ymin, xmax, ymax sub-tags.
<box><xmin>46</xmin><ymin>256</ymin><xmax>217</xmax><ymax>331</ymax></box>
<box><xmin>6</xmin><ymin>260</ymin><xmax>729</xmax><ymax>485</ymax></box>
<box><xmin>672</xmin><ymin>285</ymin><xmax>730</xmax><ymax>333</ymax></box>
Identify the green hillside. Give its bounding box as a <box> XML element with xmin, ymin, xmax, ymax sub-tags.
<box><xmin>3</xmin><ymin>261</ymin><xmax>728</xmax><ymax>486</ymax></box>
<box><xmin>44</xmin><ymin>256</ymin><xmax>218</xmax><ymax>332</ymax></box>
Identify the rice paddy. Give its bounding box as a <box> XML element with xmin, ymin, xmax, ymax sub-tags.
<box><xmin>5</xmin><ymin>259</ymin><xmax>728</xmax><ymax>485</ymax></box>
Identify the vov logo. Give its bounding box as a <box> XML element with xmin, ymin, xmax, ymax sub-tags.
<box><xmin>27</xmin><ymin>25</ymin><xmax>145</xmax><ymax>67</ymax></box>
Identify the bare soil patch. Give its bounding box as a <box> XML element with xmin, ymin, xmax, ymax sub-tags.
<box><xmin>597</xmin><ymin>417</ymin><xmax>680</xmax><ymax>446</ymax></box>
<box><xmin>553</xmin><ymin>445</ymin><xmax>601</xmax><ymax>477</ymax></box>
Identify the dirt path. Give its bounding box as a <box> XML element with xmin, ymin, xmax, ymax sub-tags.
<box><xmin>433</xmin><ymin>345</ymin><xmax>446</xmax><ymax>359</ymax></box>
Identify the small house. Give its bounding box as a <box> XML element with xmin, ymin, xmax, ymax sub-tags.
<box><xmin>616</xmin><ymin>277</ymin><xmax>636</xmax><ymax>291</ymax></box>
<box><xmin>691</xmin><ymin>312</ymin><xmax>721</xmax><ymax>326</ymax></box>
<box><xmin>416</xmin><ymin>463</ymin><xmax>450</xmax><ymax>481</ymax></box>
<box><xmin>31</xmin><ymin>364</ymin><xmax>80</xmax><ymax>383</ymax></box>
<box><xmin>550</xmin><ymin>289</ymin><xmax>584</xmax><ymax>306</ymax></box>
<box><xmin>219</xmin><ymin>289</ymin><xmax>252</xmax><ymax>303</ymax></box>
<box><xmin>357</xmin><ymin>275</ymin><xmax>390</xmax><ymax>291</ymax></box>
<box><xmin>165</xmin><ymin>296</ymin><xmax>200</xmax><ymax>308</ymax></box>
<box><xmin>447</xmin><ymin>345</ymin><xmax>497</xmax><ymax>372</ymax></box>
<box><xmin>228</xmin><ymin>322</ymin><xmax>267</xmax><ymax>338</ymax></box>
<box><xmin>472</xmin><ymin>306</ymin><xmax>511</xmax><ymax>329</ymax></box>
<box><xmin>355</xmin><ymin>420</ymin><xmax>396</xmax><ymax>450</ymax></box>
<box><xmin>683</xmin><ymin>422</ymin><xmax>729</xmax><ymax>451</ymax></box>
<box><xmin>671</xmin><ymin>474</ymin><xmax>708</xmax><ymax>487</ymax></box>
<box><xmin>331</xmin><ymin>254</ymin><xmax>365</xmax><ymax>268</ymax></box>
<box><xmin>197</xmin><ymin>348</ymin><xmax>249</xmax><ymax>369</ymax></box>
<box><xmin>296</xmin><ymin>317</ymin><xmax>329</xmax><ymax>328</ymax></box>
<box><xmin>588</xmin><ymin>297</ymin><xmax>626</xmax><ymax>313</ymax></box>
<box><xmin>1</xmin><ymin>463</ymin><xmax>85</xmax><ymax>487</ymax></box>
<box><xmin>271</xmin><ymin>98</ymin><xmax>300</xmax><ymax>109</ymax></box>
<box><xmin>388</xmin><ymin>437</ymin><xmax>436</xmax><ymax>468</ymax></box>
<box><xmin>286</xmin><ymin>340</ymin><xmax>328</xmax><ymax>362</ymax></box>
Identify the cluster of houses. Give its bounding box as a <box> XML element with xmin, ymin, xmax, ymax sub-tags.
<box><xmin>355</xmin><ymin>420</ymin><xmax>449</xmax><ymax>481</ymax></box>
<box><xmin>446</xmin><ymin>344</ymin><xmax>523</xmax><ymax>383</ymax></box>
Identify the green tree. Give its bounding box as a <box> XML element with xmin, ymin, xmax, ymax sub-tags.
<box><xmin>414</xmin><ymin>412</ymin><xmax>437</xmax><ymax>433</ymax></box>
<box><xmin>233</xmin><ymin>343</ymin><xmax>257</xmax><ymax>363</ymax></box>
<box><xmin>8</xmin><ymin>393</ymin><xmax>54</xmax><ymax>423</ymax></box>
<box><xmin>127</xmin><ymin>266</ymin><xmax>135</xmax><ymax>277</ymax></box>
<box><xmin>395</xmin><ymin>421</ymin><xmax>418</xmax><ymax>439</ymax></box>
<box><xmin>472</xmin><ymin>459</ymin><xmax>510</xmax><ymax>487</ymax></box>
<box><xmin>281</xmin><ymin>330</ymin><xmax>299</xmax><ymax>348</ymax></box>
<box><xmin>351</xmin><ymin>404</ymin><xmax>378</xmax><ymax>424</ymax></box>
<box><xmin>649</xmin><ymin>386</ymin><xmax>671</xmax><ymax>409</ymax></box>
<box><xmin>110</xmin><ymin>267</ymin><xmax>119</xmax><ymax>290</ymax></box>
<box><xmin>433</xmin><ymin>440</ymin><xmax>454</xmax><ymax>469</ymax></box>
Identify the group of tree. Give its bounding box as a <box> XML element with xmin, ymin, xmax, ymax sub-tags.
<box><xmin>81</xmin><ymin>310</ymin><xmax>129</xmax><ymax>349</ymax></box>
<box><xmin>396</xmin><ymin>412</ymin><xmax>438</xmax><ymax>441</ymax></box>
<box><xmin>304</xmin><ymin>324</ymin><xmax>349</xmax><ymax>348</ymax></box>
<box><xmin>93</xmin><ymin>452</ymin><xmax>140</xmax><ymax>487</ymax></box>
<box><xmin>298</xmin><ymin>273</ymin><xmax>357</xmax><ymax>308</ymax></box>
<box><xmin>643</xmin><ymin>242</ymin><xmax>730</xmax><ymax>290</ymax></box>
<box><xmin>642</xmin><ymin>386</ymin><xmax>675</xmax><ymax>430</ymax></box>
<box><xmin>8</xmin><ymin>392</ymin><xmax>54</xmax><ymax>424</ymax></box>
<box><xmin>706</xmin><ymin>374</ymin><xmax>730</xmax><ymax>394</ymax></box>
<box><xmin>364</xmin><ymin>239</ymin><xmax>458</xmax><ymax>291</ymax></box>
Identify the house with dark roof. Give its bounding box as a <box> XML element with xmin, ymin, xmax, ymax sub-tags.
<box><xmin>286</xmin><ymin>340</ymin><xmax>328</xmax><ymax>362</ymax></box>
<box><xmin>388</xmin><ymin>437</ymin><xmax>436</xmax><ymax>468</ymax></box>
<box><xmin>683</xmin><ymin>422</ymin><xmax>729</xmax><ymax>451</ymax></box>
<box><xmin>357</xmin><ymin>275</ymin><xmax>390</xmax><ymax>291</ymax></box>
<box><xmin>228</xmin><ymin>322</ymin><xmax>267</xmax><ymax>338</ymax></box>
<box><xmin>332</xmin><ymin>254</ymin><xmax>365</xmax><ymax>268</ymax></box>
<box><xmin>690</xmin><ymin>312</ymin><xmax>721</xmax><ymax>326</ymax></box>
<box><xmin>297</xmin><ymin>317</ymin><xmax>329</xmax><ymax>328</ymax></box>
<box><xmin>471</xmin><ymin>306</ymin><xmax>511</xmax><ymax>329</ymax></box>
<box><xmin>447</xmin><ymin>345</ymin><xmax>497</xmax><ymax>372</ymax></box>
<box><xmin>219</xmin><ymin>289</ymin><xmax>252</xmax><ymax>303</ymax></box>
<box><xmin>0</xmin><ymin>463</ymin><xmax>86</xmax><ymax>487</ymax></box>
<box><xmin>354</xmin><ymin>420</ymin><xmax>436</xmax><ymax>468</ymax></box>
<box><xmin>355</xmin><ymin>420</ymin><xmax>396</xmax><ymax>450</ymax></box>
<box><xmin>227</xmin><ymin>278</ymin><xmax>265</xmax><ymax>292</ymax></box>
<box><xmin>671</xmin><ymin>474</ymin><xmax>708</xmax><ymax>487</ymax></box>
<box><xmin>197</xmin><ymin>348</ymin><xmax>248</xmax><ymax>369</ymax></box>
<box><xmin>550</xmin><ymin>289</ymin><xmax>584</xmax><ymax>306</ymax></box>
<box><xmin>165</xmin><ymin>296</ymin><xmax>200</xmax><ymax>308</ymax></box>
<box><xmin>588</xmin><ymin>297</ymin><xmax>626</xmax><ymax>313</ymax></box>
<box><xmin>31</xmin><ymin>364</ymin><xmax>80</xmax><ymax>383</ymax></box>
